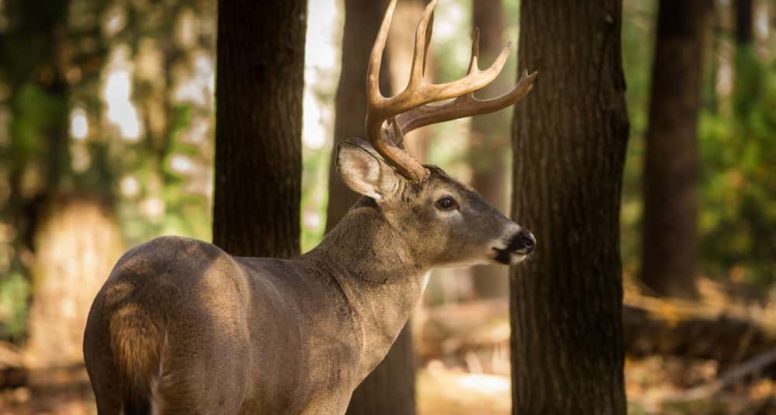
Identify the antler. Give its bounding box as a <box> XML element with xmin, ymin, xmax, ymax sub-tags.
<box><xmin>366</xmin><ymin>0</ymin><xmax>538</xmax><ymax>182</ymax></box>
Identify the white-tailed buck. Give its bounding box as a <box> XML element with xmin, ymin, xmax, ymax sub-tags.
<box><xmin>84</xmin><ymin>0</ymin><xmax>536</xmax><ymax>413</ymax></box>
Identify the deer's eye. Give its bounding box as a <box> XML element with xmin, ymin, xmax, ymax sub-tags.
<box><xmin>435</xmin><ymin>196</ymin><xmax>457</xmax><ymax>211</ymax></box>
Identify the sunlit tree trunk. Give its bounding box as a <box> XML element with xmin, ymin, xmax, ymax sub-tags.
<box><xmin>640</xmin><ymin>0</ymin><xmax>711</xmax><ymax>299</ymax></box>
<box><xmin>0</xmin><ymin>0</ymin><xmax>127</xmax><ymax>370</ymax></box>
<box><xmin>511</xmin><ymin>0</ymin><xmax>629</xmax><ymax>412</ymax></box>
<box><xmin>324</xmin><ymin>1</ymin><xmax>416</xmax><ymax>413</ymax></box>
<box><xmin>469</xmin><ymin>0</ymin><xmax>509</xmax><ymax>299</ymax></box>
<box><xmin>27</xmin><ymin>196</ymin><xmax>123</xmax><ymax>367</ymax></box>
<box><xmin>213</xmin><ymin>0</ymin><xmax>306</xmax><ymax>257</ymax></box>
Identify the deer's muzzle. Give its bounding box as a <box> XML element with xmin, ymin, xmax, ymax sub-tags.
<box><xmin>493</xmin><ymin>228</ymin><xmax>535</xmax><ymax>265</ymax></box>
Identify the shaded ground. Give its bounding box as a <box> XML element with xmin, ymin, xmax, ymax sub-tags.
<box><xmin>0</xmin><ymin>366</ymin><xmax>94</xmax><ymax>415</ymax></box>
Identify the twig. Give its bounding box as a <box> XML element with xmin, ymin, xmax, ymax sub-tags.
<box><xmin>683</xmin><ymin>347</ymin><xmax>776</xmax><ymax>400</ymax></box>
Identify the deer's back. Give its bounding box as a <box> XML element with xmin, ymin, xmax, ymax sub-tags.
<box><xmin>84</xmin><ymin>236</ymin><xmax>359</xmax><ymax>414</ymax></box>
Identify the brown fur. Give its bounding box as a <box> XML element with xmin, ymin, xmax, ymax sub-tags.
<box><xmin>84</xmin><ymin>140</ymin><xmax>530</xmax><ymax>414</ymax></box>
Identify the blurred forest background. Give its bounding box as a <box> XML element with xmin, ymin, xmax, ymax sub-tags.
<box><xmin>0</xmin><ymin>0</ymin><xmax>774</xmax><ymax>414</ymax></box>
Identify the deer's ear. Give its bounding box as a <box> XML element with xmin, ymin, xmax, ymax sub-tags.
<box><xmin>336</xmin><ymin>138</ymin><xmax>401</xmax><ymax>201</ymax></box>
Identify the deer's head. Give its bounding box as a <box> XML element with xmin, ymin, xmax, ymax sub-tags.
<box><xmin>335</xmin><ymin>0</ymin><xmax>537</xmax><ymax>267</ymax></box>
<box><xmin>337</xmin><ymin>139</ymin><xmax>534</xmax><ymax>267</ymax></box>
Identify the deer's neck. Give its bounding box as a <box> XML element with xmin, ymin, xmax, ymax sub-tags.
<box><xmin>303</xmin><ymin>198</ymin><xmax>428</xmax><ymax>380</ymax></box>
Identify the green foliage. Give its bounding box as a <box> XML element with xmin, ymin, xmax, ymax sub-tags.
<box><xmin>0</xmin><ymin>271</ymin><xmax>29</xmax><ymax>340</ymax></box>
<box><xmin>301</xmin><ymin>146</ymin><xmax>329</xmax><ymax>252</ymax></box>
<box><xmin>698</xmin><ymin>46</ymin><xmax>776</xmax><ymax>284</ymax></box>
<box><xmin>622</xmin><ymin>0</ymin><xmax>776</xmax><ymax>285</ymax></box>
<box><xmin>620</xmin><ymin>0</ymin><xmax>656</xmax><ymax>276</ymax></box>
<box><xmin>8</xmin><ymin>83</ymin><xmax>68</xmax><ymax>168</ymax></box>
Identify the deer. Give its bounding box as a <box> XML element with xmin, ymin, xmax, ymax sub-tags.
<box><xmin>83</xmin><ymin>0</ymin><xmax>537</xmax><ymax>413</ymax></box>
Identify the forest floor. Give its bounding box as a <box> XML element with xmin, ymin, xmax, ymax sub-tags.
<box><xmin>1</xmin><ymin>278</ymin><xmax>775</xmax><ymax>414</ymax></box>
<box><xmin>0</xmin><ymin>360</ymin><xmax>772</xmax><ymax>415</ymax></box>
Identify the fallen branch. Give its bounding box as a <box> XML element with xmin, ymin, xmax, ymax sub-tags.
<box><xmin>416</xmin><ymin>296</ymin><xmax>776</xmax><ymax>364</ymax></box>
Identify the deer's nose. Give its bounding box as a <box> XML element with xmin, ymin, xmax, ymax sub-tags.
<box><xmin>509</xmin><ymin>229</ymin><xmax>536</xmax><ymax>255</ymax></box>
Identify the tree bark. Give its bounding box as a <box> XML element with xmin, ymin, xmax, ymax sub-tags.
<box><xmin>327</xmin><ymin>1</ymin><xmax>416</xmax><ymax>414</ymax></box>
<box><xmin>347</xmin><ymin>324</ymin><xmax>416</xmax><ymax>415</ymax></box>
<box><xmin>469</xmin><ymin>0</ymin><xmax>509</xmax><ymax>299</ymax></box>
<box><xmin>734</xmin><ymin>0</ymin><xmax>753</xmax><ymax>45</ymax></box>
<box><xmin>27</xmin><ymin>195</ymin><xmax>124</xmax><ymax>368</ymax></box>
<box><xmin>325</xmin><ymin>0</ymin><xmax>393</xmax><ymax>233</ymax></box>
<box><xmin>641</xmin><ymin>0</ymin><xmax>711</xmax><ymax>299</ymax></box>
<box><xmin>416</xmin><ymin>297</ymin><xmax>776</xmax><ymax>366</ymax></box>
<box><xmin>511</xmin><ymin>1</ymin><xmax>629</xmax><ymax>413</ymax></box>
<box><xmin>212</xmin><ymin>0</ymin><xmax>306</xmax><ymax>257</ymax></box>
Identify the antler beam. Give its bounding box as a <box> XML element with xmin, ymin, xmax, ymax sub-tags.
<box><xmin>366</xmin><ymin>0</ymin><xmax>537</xmax><ymax>182</ymax></box>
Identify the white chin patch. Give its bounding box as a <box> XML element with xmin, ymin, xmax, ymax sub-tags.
<box><xmin>510</xmin><ymin>253</ymin><xmax>528</xmax><ymax>265</ymax></box>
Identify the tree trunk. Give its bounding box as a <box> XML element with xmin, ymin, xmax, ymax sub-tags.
<box><xmin>325</xmin><ymin>0</ymin><xmax>392</xmax><ymax>233</ymax></box>
<box><xmin>469</xmin><ymin>0</ymin><xmax>509</xmax><ymax>299</ymax></box>
<box><xmin>327</xmin><ymin>1</ymin><xmax>416</xmax><ymax>414</ymax></box>
<box><xmin>27</xmin><ymin>195</ymin><xmax>124</xmax><ymax>368</ymax></box>
<box><xmin>212</xmin><ymin>0</ymin><xmax>306</xmax><ymax>257</ymax></box>
<box><xmin>641</xmin><ymin>0</ymin><xmax>711</xmax><ymax>299</ymax></box>
<box><xmin>511</xmin><ymin>1</ymin><xmax>629</xmax><ymax>413</ymax></box>
<box><xmin>734</xmin><ymin>0</ymin><xmax>753</xmax><ymax>45</ymax></box>
<box><xmin>347</xmin><ymin>324</ymin><xmax>416</xmax><ymax>414</ymax></box>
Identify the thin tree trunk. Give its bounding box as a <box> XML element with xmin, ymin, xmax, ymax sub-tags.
<box><xmin>511</xmin><ymin>1</ymin><xmax>629</xmax><ymax>413</ymax></box>
<box><xmin>469</xmin><ymin>0</ymin><xmax>509</xmax><ymax>299</ymax></box>
<box><xmin>641</xmin><ymin>0</ymin><xmax>711</xmax><ymax>299</ymax></box>
<box><xmin>327</xmin><ymin>1</ymin><xmax>416</xmax><ymax>413</ymax></box>
<box><xmin>212</xmin><ymin>0</ymin><xmax>306</xmax><ymax>257</ymax></box>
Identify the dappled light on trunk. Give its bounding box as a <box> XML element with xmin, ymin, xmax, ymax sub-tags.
<box><xmin>27</xmin><ymin>195</ymin><xmax>123</xmax><ymax>368</ymax></box>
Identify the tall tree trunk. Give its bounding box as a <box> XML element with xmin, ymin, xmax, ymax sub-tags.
<box><xmin>325</xmin><ymin>0</ymin><xmax>392</xmax><ymax>233</ymax></box>
<box><xmin>735</xmin><ymin>0</ymin><xmax>753</xmax><ymax>45</ymax></box>
<box><xmin>347</xmin><ymin>325</ymin><xmax>416</xmax><ymax>414</ymax></box>
<box><xmin>469</xmin><ymin>0</ymin><xmax>509</xmax><ymax>299</ymax></box>
<box><xmin>388</xmin><ymin>0</ymin><xmax>432</xmax><ymax>164</ymax></box>
<box><xmin>212</xmin><ymin>0</ymin><xmax>306</xmax><ymax>257</ymax></box>
<box><xmin>326</xmin><ymin>1</ymin><xmax>416</xmax><ymax>413</ymax></box>
<box><xmin>511</xmin><ymin>1</ymin><xmax>629</xmax><ymax>413</ymax></box>
<box><xmin>640</xmin><ymin>0</ymin><xmax>711</xmax><ymax>299</ymax></box>
<box><xmin>27</xmin><ymin>195</ymin><xmax>124</xmax><ymax>368</ymax></box>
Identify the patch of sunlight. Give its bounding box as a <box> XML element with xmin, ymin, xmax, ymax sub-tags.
<box><xmin>302</xmin><ymin>0</ymin><xmax>339</xmax><ymax>150</ymax></box>
<box><xmin>102</xmin><ymin>4</ymin><xmax>126</xmax><ymax>38</ymax></box>
<box><xmin>102</xmin><ymin>45</ymin><xmax>143</xmax><ymax>141</ymax></box>
<box><xmin>69</xmin><ymin>107</ymin><xmax>88</xmax><ymax>141</ymax></box>
<box><xmin>120</xmin><ymin>175</ymin><xmax>140</xmax><ymax>198</ymax></box>
<box><xmin>432</xmin><ymin>0</ymin><xmax>470</xmax><ymax>72</ymax></box>
<box><xmin>303</xmin><ymin>92</ymin><xmax>326</xmax><ymax>149</ymax></box>
<box><xmin>170</xmin><ymin>154</ymin><xmax>196</xmax><ymax>175</ymax></box>
<box><xmin>303</xmin><ymin>210</ymin><xmax>322</xmax><ymax>231</ymax></box>
<box><xmin>140</xmin><ymin>197</ymin><xmax>164</xmax><ymax>219</ymax></box>
<box><xmin>456</xmin><ymin>373</ymin><xmax>510</xmax><ymax>395</ymax></box>
<box><xmin>173</xmin><ymin>51</ymin><xmax>215</xmax><ymax>107</ymax></box>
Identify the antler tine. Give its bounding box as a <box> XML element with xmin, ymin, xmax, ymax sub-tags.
<box><xmin>365</xmin><ymin>0</ymin><xmax>431</xmax><ymax>183</ymax></box>
<box><xmin>364</xmin><ymin>0</ymin><xmax>536</xmax><ymax>183</ymax></box>
<box><xmin>422</xmin><ymin>7</ymin><xmax>434</xmax><ymax>76</ymax></box>
<box><xmin>409</xmin><ymin>0</ymin><xmax>438</xmax><ymax>88</ymax></box>
<box><xmin>393</xmin><ymin>24</ymin><xmax>537</xmax><ymax>135</ymax></box>
<box><xmin>468</xmin><ymin>27</ymin><xmax>480</xmax><ymax>75</ymax></box>
<box><xmin>396</xmin><ymin>69</ymin><xmax>538</xmax><ymax>134</ymax></box>
<box><xmin>367</xmin><ymin>0</ymin><xmax>396</xmax><ymax>106</ymax></box>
